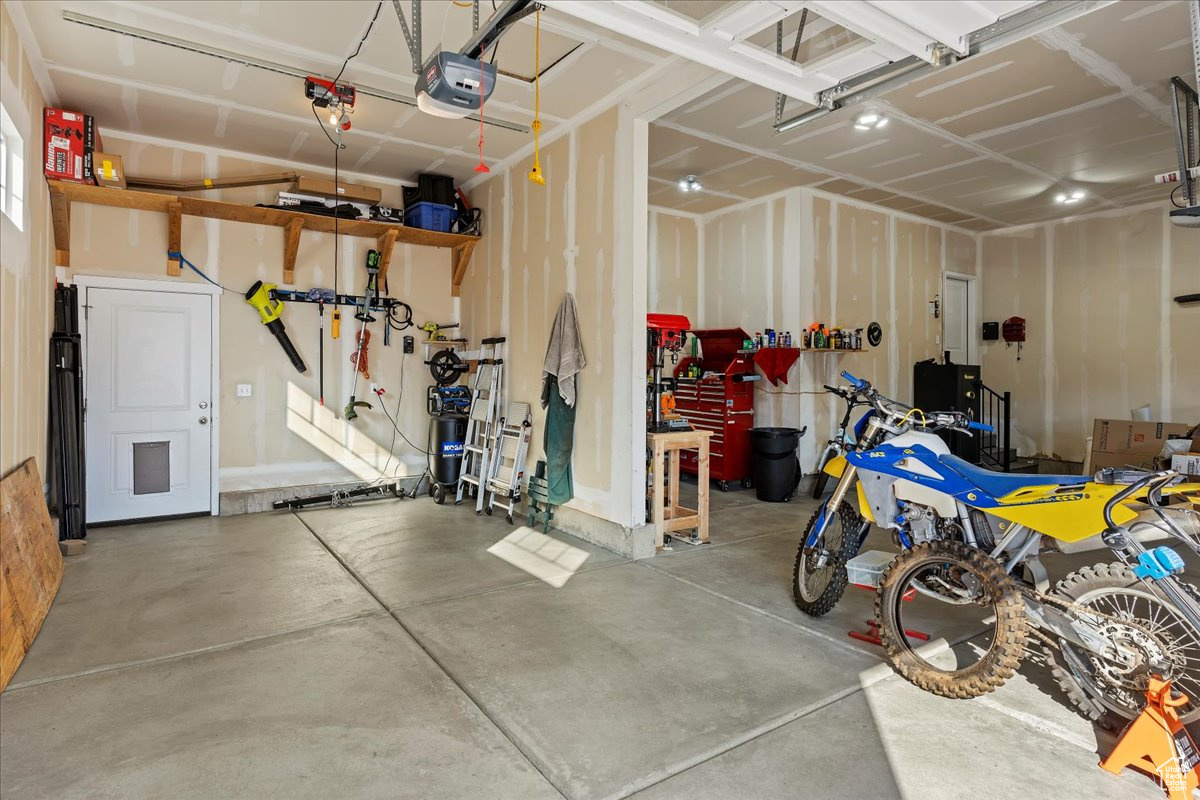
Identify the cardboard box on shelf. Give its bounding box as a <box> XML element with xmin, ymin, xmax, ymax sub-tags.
<box><xmin>1088</xmin><ymin>418</ymin><xmax>1191</xmax><ymax>472</ymax></box>
<box><xmin>43</xmin><ymin>107</ymin><xmax>100</xmax><ymax>184</ymax></box>
<box><xmin>91</xmin><ymin>153</ymin><xmax>126</xmax><ymax>189</ymax></box>
<box><xmin>294</xmin><ymin>176</ymin><xmax>382</xmax><ymax>204</ymax></box>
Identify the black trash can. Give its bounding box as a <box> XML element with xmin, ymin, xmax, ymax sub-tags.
<box><xmin>751</xmin><ymin>427</ymin><xmax>804</xmax><ymax>502</ymax></box>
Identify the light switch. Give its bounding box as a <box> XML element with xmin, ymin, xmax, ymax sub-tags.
<box><xmin>237</xmin><ymin>384</ymin><xmax>253</xmax><ymax>397</ymax></box>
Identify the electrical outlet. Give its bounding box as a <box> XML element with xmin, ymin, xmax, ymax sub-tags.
<box><xmin>403</xmin><ymin>335</ymin><xmax>414</xmax><ymax>354</ymax></box>
<box><xmin>237</xmin><ymin>384</ymin><xmax>253</xmax><ymax>397</ymax></box>
<box><xmin>370</xmin><ymin>382</ymin><xmax>383</xmax><ymax>395</ymax></box>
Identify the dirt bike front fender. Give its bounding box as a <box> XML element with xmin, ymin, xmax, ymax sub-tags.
<box><xmin>821</xmin><ymin>455</ymin><xmax>876</xmax><ymax>524</ymax></box>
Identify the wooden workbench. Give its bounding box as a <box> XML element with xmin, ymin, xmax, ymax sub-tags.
<box><xmin>648</xmin><ymin>429</ymin><xmax>712</xmax><ymax>551</ymax></box>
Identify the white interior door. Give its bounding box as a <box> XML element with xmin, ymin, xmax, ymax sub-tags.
<box><xmin>943</xmin><ymin>275</ymin><xmax>971</xmax><ymax>365</ymax></box>
<box><xmin>85</xmin><ymin>287</ymin><xmax>213</xmax><ymax>522</ymax></box>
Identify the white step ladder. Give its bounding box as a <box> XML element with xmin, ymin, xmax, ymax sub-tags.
<box><xmin>485</xmin><ymin>403</ymin><xmax>533</xmax><ymax>524</ymax></box>
<box><xmin>456</xmin><ymin>337</ymin><xmax>505</xmax><ymax>512</ymax></box>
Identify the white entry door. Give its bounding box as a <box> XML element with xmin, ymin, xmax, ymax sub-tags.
<box><xmin>943</xmin><ymin>275</ymin><xmax>971</xmax><ymax>365</ymax></box>
<box><xmin>84</xmin><ymin>286</ymin><xmax>214</xmax><ymax>522</ymax></box>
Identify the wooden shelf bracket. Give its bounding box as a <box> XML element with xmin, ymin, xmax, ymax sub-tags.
<box><xmin>50</xmin><ymin>185</ymin><xmax>70</xmax><ymax>268</ymax></box>
<box><xmin>167</xmin><ymin>202</ymin><xmax>182</xmax><ymax>276</ymax></box>
<box><xmin>377</xmin><ymin>228</ymin><xmax>399</xmax><ymax>289</ymax></box>
<box><xmin>283</xmin><ymin>218</ymin><xmax>304</xmax><ymax>285</ymax></box>
<box><xmin>451</xmin><ymin>240</ymin><xmax>477</xmax><ymax>298</ymax></box>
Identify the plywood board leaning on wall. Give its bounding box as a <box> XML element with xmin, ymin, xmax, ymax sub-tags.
<box><xmin>0</xmin><ymin>459</ymin><xmax>64</xmax><ymax>690</ymax></box>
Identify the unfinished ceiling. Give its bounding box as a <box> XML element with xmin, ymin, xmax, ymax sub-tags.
<box><xmin>12</xmin><ymin>0</ymin><xmax>667</xmax><ymax>185</ymax></box>
<box><xmin>651</xmin><ymin>0</ymin><xmax>1195</xmax><ymax>228</ymax></box>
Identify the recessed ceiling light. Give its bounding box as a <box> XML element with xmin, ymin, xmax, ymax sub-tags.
<box><xmin>854</xmin><ymin>111</ymin><xmax>887</xmax><ymax>131</ymax></box>
<box><xmin>678</xmin><ymin>175</ymin><xmax>702</xmax><ymax>192</ymax></box>
<box><xmin>1056</xmin><ymin>189</ymin><xmax>1086</xmax><ymax>204</ymax></box>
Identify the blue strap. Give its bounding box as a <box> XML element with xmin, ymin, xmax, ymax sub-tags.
<box><xmin>168</xmin><ymin>250</ymin><xmax>230</xmax><ymax>292</ymax></box>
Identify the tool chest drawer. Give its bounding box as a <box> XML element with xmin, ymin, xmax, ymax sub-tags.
<box><xmin>673</xmin><ymin>327</ymin><xmax>757</xmax><ymax>488</ymax></box>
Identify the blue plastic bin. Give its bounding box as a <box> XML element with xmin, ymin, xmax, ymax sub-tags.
<box><xmin>404</xmin><ymin>201</ymin><xmax>457</xmax><ymax>233</ymax></box>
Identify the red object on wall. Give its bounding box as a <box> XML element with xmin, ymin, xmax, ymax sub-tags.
<box><xmin>673</xmin><ymin>328</ymin><xmax>755</xmax><ymax>489</ymax></box>
<box><xmin>43</xmin><ymin>107</ymin><xmax>99</xmax><ymax>184</ymax></box>
<box><xmin>753</xmin><ymin>347</ymin><xmax>800</xmax><ymax>385</ymax></box>
<box><xmin>1002</xmin><ymin>316</ymin><xmax>1026</xmax><ymax>343</ymax></box>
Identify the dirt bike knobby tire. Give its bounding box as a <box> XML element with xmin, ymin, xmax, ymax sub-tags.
<box><xmin>792</xmin><ymin>502</ymin><xmax>860</xmax><ymax>617</ymax></box>
<box><xmin>875</xmin><ymin>540</ymin><xmax>1028</xmax><ymax>699</ymax></box>
<box><xmin>1051</xmin><ymin>561</ymin><xmax>1200</xmax><ymax>726</ymax></box>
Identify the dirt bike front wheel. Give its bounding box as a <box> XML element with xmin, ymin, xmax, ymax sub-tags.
<box><xmin>1051</xmin><ymin>562</ymin><xmax>1200</xmax><ymax>726</ymax></box>
<box><xmin>875</xmin><ymin>540</ymin><xmax>1028</xmax><ymax>699</ymax></box>
<box><xmin>792</xmin><ymin>501</ymin><xmax>863</xmax><ymax>616</ymax></box>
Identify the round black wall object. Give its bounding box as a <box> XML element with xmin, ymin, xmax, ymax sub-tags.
<box><xmin>428</xmin><ymin>349</ymin><xmax>468</xmax><ymax>386</ymax></box>
<box><xmin>867</xmin><ymin>322</ymin><xmax>883</xmax><ymax>347</ymax></box>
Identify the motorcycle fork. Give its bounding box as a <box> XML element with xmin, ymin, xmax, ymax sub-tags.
<box><xmin>806</xmin><ymin>465</ymin><xmax>858</xmax><ymax>551</ymax></box>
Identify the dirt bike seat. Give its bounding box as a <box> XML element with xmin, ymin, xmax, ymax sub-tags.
<box><xmin>939</xmin><ymin>454</ymin><xmax>1087</xmax><ymax>500</ymax></box>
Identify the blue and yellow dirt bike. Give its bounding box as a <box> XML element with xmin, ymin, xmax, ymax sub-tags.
<box><xmin>794</xmin><ymin>371</ymin><xmax>1200</xmax><ymax>725</ymax></box>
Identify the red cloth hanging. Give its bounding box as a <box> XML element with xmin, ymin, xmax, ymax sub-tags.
<box><xmin>753</xmin><ymin>347</ymin><xmax>800</xmax><ymax>386</ymax></box>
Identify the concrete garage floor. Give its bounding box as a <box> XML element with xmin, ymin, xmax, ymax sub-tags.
<box><xmin>0</xmin><ymin>485</ymin><xmax>1170</xmax><ymax>800</ymax></box>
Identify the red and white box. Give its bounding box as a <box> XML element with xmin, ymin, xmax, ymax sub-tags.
<box><xmin>44</xmin><ymin>107</ymin><xmax>100</xmax><ymax>184</ymax></box>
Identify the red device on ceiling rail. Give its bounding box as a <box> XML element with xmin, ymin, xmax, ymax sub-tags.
<box><xmin>305</xmin><ymin>76</ymin><xmax>356</xmax><ymax>109</ymax></box>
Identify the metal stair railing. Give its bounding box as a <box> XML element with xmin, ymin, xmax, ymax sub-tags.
<box><xmin>974</xmin><ymin>380</ymin><xmax>1012</xmax><ymax>473</ymax></box>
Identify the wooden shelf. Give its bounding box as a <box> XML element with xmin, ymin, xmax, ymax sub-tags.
<box><xmin>48</xmin><ymin>180</ymin><xmax>480</xmax><ymax>296</ymax></box>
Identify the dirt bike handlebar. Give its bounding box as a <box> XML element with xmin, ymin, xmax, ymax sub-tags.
<box><xmin>840</xmin><ymin>370</ymin><xmax>869</xmax><ymax>390</ymax></box>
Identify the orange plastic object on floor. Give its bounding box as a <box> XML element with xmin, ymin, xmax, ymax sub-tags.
<box><xmin>1100</xmin><ymin>677</ymin><xmax>1200</xmax><ymax>799</ymax></box>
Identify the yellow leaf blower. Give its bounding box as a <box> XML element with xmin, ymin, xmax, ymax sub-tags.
<box><xmin>245</xmin><ymin>281</ymin><xmax>307</xmax><ymax>374</ymax></box>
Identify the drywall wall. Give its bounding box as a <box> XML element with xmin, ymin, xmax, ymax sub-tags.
<box><xmin>0</xmin><ymin>4</ymin><xmax>54</xmax><ymax>478</ymax></box>
<box><xmin>460</xmin><ymin>106</ymin><xmax>650</xmax><ymax>555</ymax></box>
<box><xmin>979</xmin><ymin>205</ymin><xmax>1199</xmax><ymax>462</ymax></box>
<box><xmin>61</xmin><ymin>131</ymin><xmax>455</xmax><ymax>494</ymax></box>
<box><xmin>648</xmin><ymin>209</ymin><xmax>700</xmax><ymax>317</ymax></box>
<box><xmin>650</xmin><ymin>188</ymin><xmax>968</xmax><ymax>474</ymax></box>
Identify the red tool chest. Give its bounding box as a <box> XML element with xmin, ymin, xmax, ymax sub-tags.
<box><xmin>673</xmin><ymin>328</ymin><xmax>756</xmax><ymax>490</ymax></box>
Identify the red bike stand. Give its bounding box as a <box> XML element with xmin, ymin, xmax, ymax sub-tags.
<box><xmin>1101</xmin><ymin>678</ymin><xmax>1200</xmax><ymax>800</ymax></box>
<box><xmin>848</xmin><ymin>585</ymin><xmax>929</xmax><ymax>646</ymax></box>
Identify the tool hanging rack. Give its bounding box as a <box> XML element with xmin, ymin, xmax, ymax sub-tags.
<box><xmin>47</xmin><ymin>180</ymin><xmax>481</xmax><ymax>296</ymax></box>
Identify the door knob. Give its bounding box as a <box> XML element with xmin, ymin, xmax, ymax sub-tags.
<box><xmin>199</xmin><ymin>416</ymin><xmax>209</xmax><ymax>425</ymax></box>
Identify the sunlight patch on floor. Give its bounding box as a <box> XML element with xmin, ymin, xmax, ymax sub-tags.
<box><xmin>487</xmin><ymin>527</ymin><xmax>591</xmax><ymax>588</ymax></box>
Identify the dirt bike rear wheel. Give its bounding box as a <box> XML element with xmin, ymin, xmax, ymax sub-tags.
<box><xmin>1051</xmin><ymin>562</ymin><xmax>1200</xmax><ymax>726</ymax></box>
<box><xmin>792</xmin><ymin>501</ymin><xmax>863</xmax><ymax>617</ymax></box>
<box><xmin>875</xmin><ymin>541</ymin><xmax>1027</xmax><ymax>698</ymax></box>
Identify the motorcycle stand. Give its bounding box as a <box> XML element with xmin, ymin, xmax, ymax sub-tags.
<box><xmin>848</xmin><ymin>585</ymin><xmax>929</xmax><ymax>647</ymax></box>
<box><xmin>1101</xmin><ymin>677</ymin><xmax>1200</xmax><ymax>800</ymax></box>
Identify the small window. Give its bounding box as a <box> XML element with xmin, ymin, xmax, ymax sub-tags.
<box><xmin>0</xmin><ymin>102</ymin><xmax>25</xmax><ymax>231</ymax></box>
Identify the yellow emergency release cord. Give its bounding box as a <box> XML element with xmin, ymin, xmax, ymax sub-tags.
<box><xmin>527</xmin><ymin>7</ymin><xmax>545</xmax><ymax>185</ymax></box>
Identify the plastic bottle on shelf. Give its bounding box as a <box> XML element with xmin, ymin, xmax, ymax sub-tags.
<box><xmin>784</xmin><ymin>331</ymin><xmax>792</xmax><ymax>348</ymax></box>
<box><xmin>767</xmin><ymin>329</ymin><xmax>776</xmax><ymax>348</ymax></box>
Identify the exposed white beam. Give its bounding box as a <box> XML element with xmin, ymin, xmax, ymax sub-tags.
<box><xmin>806</xmin><ymin>1</ymin><xmax>940</xmax><ymax>62</ymax></box>
<box><xmin>542</xmin><ymin>0</ymin><xmax>821</xmax><ymax>104</ymax></box>
<box><xmin>700</xmin><ymin>0</ymin><xmax>801</xmax><ymax>41</ymax></box>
